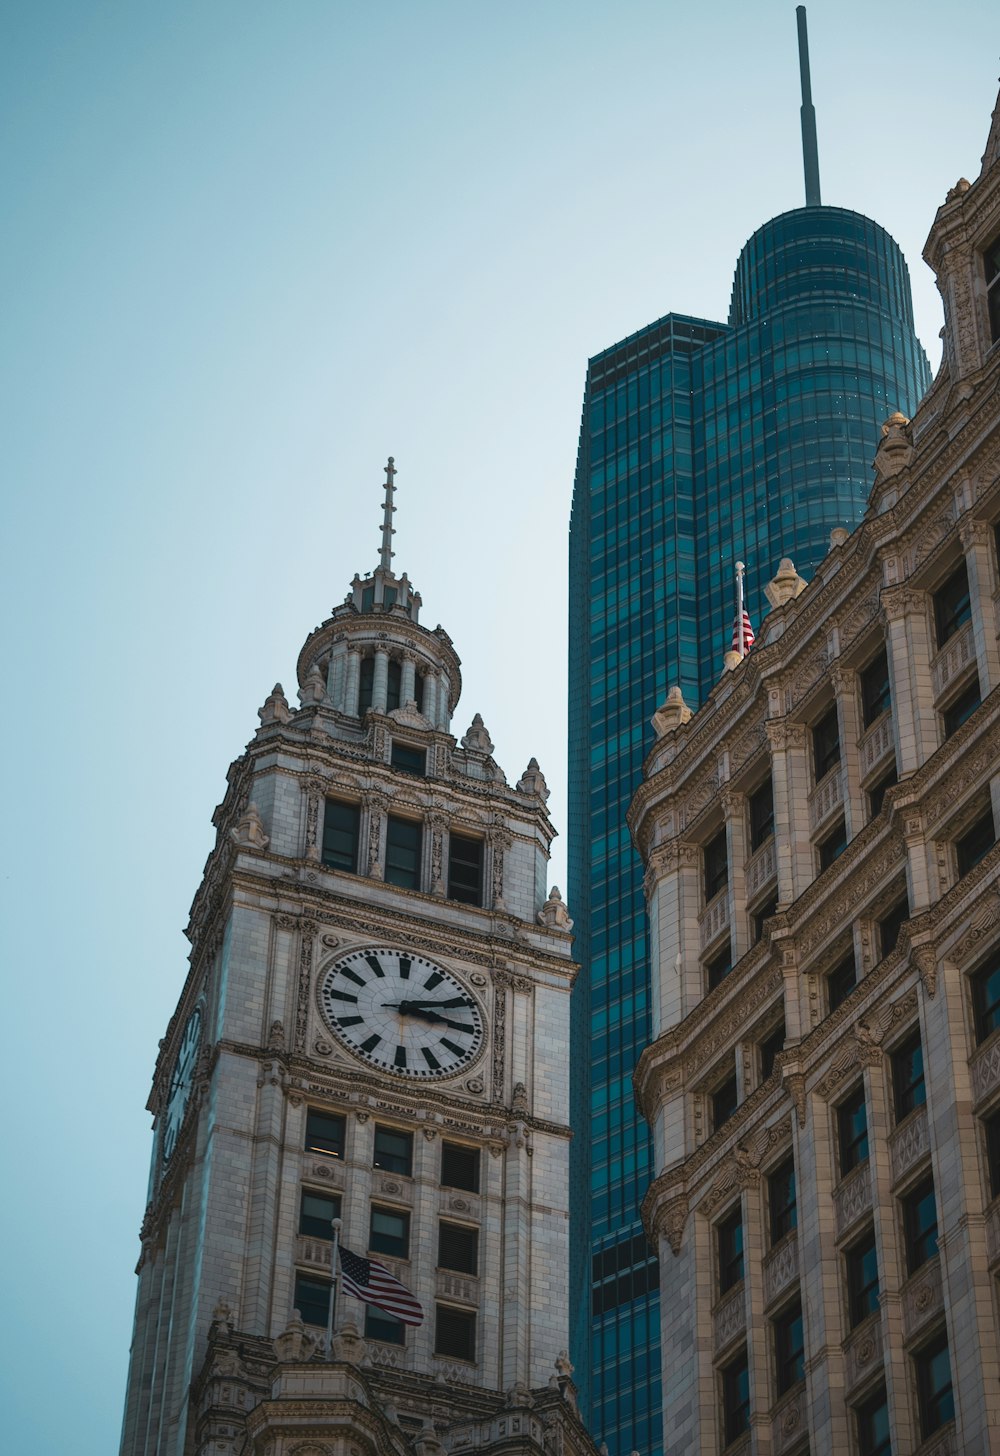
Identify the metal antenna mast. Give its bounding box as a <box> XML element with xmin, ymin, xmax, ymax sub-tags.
<box><xmin>796</xmin><ymin>6</ymin><xmax>822</xmax><ymax>206</ymax></box>
<box><xmin>379</xmin><ymin>456</ymin><xmax>397</xmax><ymax>570</ymax></box>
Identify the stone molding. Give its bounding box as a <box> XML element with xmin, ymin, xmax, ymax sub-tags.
<box><xmin>889</xmin><ymin>1106</ymin><xmax>931</xmax><ymax>1186</ymax></box>
<box><xmin>834</xmin><ymin>1162</ymin><xmax>873</xmax><ymax>1239</ymax></box>
<box><xmin>762</xmin><ymin>1232</ymin><xmax>799</xmax><ymax>1309</ymax></box>
<box><xmin>712</xmin><ymin>1284</ymin><xmax>746</xmax><ymax>1355</ymax></box>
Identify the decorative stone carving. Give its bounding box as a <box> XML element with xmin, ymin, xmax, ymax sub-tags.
<box><xmin>782</xmin><ymin>1071</ymin><xmax>807</xmax><ymax>1128</ymax></box>
<box><xmin>889</xmin><ymin>1106</ymin><xmax>930</xmax><ymax>1184</ymax></box>
<box><xmin>773</xmin><ymin>1388</ymin><xmax>806</xmax><ymax>1453</ymax></box>
<box><xmin>230</xmin><ymin>801</ymin><xmax>269</xmax><ymax>850</ymax></box>
<box><xmin>874</xmin><ymin>411</ymin><xmax>914</xmax><ymax>480</ymax></box>
<box><xmin>972</xmin><ymin>1034</ymin><xmax>1000</xmax><ymax>1105</ymax></box>
<box><xmin>461</xmin><ymin>713</ymin><xmax>494</xmax><ymax>753</ymax></box>
<box><xmin>902</xmin><ymin>1256</ymin><xmax>943</xmax><ymax>1342</ymax></box>
<box><xmin>910</xmin><ymin>943</ymin><xmax>939</xmax><ymax>998</ymax></box>
<box><xmin>537</xmin><ymin>886</ymin><xmax>573</xmax><ymax>931</ymax></box>
<box><xmin>844</xmin><ymin>1316</ymin><xmax>883</xmax><ymax>1394</ymax></box>
<box><xmin>294</xmin><ymin>921</ymin><xmax>316</xmax><ymax>1053</ymax></box>
<box><xmin>834</xmin><ymin>1161</ymin><xmax>872</xmax><ymax>1238</ymax></box>
<box><xmin>652</xmin><ymin>686</ymin><xmax>693</xmax><ymax>736</ymax></box>
<box><xmin>491</xmin><ymin>986</ymin><xmax>506</xmax><ymax>1102</ymax></box>
<box><xmin>298</xmin><ymin>662</ymin><xmax>326</xmax><ymax>706</ymax></box>
<box><xmin>258</xmin><ymin>682</ymin><xmax>292</xmax><ymax>725</ymax></box>
<box><xmin>950</xmin><ymin>884</ymin><xmax>1000</xmax><ymax>966</ymax></box>
<box><xmin>764</xmin><ymin>558</ymin><xmax>808</xmax><ymax>609</ymax></box>
<box><xmin>713</xmin><ymin>1285</ymin><xmax>746</xmax><ymax>1353</ymax></box>
<box><xmin>516</xmin><ymin>757</ymin><xmax>550</xmax><ymax>800</ymax></box>
<box><xmin>662</xmin><ymin>1195</ymin><xmax>689</xmax><ymax>1255</ymax></box>
<box><xmin>762</xmin><ymin>1232</ymin><xmax>799</xmax><ymax>1306</ymax></box>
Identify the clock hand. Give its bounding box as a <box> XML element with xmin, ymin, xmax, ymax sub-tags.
<box><xmin>387</xmin><ymin>1001</ymin><xmax>474</xmax><ymax>1033</ymax></box>
<box><xmin>402</xmin><ymin>996</ymin><xmax>474</xmax><ymax>1010</ymax></box>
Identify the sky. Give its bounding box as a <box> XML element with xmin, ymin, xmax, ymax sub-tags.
<box><xmin>1</xmin><ymin>1</ymin><xmax>997</xmax><ymax>1450</ymax></box>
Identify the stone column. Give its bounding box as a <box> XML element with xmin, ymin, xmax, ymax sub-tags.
<box><xmin>372</xmin><ymin>647</ymin><xmax>389</xmax><ymax>712</ymax></box>
<box><xmin>400</xmin><ymin>652</ymin><xmax>416</xmax><ymax>706</ymax></box>
<box><xmin>723</xmin><ymin>791</ymin><xmax>749</xmax><ymax>962</ymax></box>
<box><xmin>645</xmin><ymin>841</ymin><xmax>701</xmax><ymax>1032</ymax></box>
<box><xmin>766</xmin><ymin>719</ymin><xmax>812</xmax><ymax>905</ymax></box>
<box><xmin>832</xmin><ymin>665</ymin><xmax>863</xmax><ymax>838</ymax></box>
<box><xmin>422</xmin><ymin>669</ymin><xmax>438</xmax><ymax>727</ymax></box>
<box><xmin>500</xmin><ymin>1120</ymin><xmax>532</xmax><ymax>1389</ymax></box>
<box><xmin>959</xmin><ymin>516</ymin><xmax>1000</xmax><ymax>695</ymax></box>
<box><xmin>326</xmin><ymin>640</ymin><xmax>348</xmax><ymax>710</ymax></box>
<box><xmin>881</xmin><ymin>585</ymin><xmax>936</xmax><ymax>774</ymax></box>
<box><xmin>343</xmin><ymin>647</ymin><xmax>361</xmax><ymax>718</ymax></box>
<box><xmin>436</xmin><ymin>673</ymin><xmax>451</xmax><ymax>730</ymax></box>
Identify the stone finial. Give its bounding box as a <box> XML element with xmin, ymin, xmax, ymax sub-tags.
<box><xmin>537</xmin><ymin>886</ymin><xmax>573</xmax><ymax>931</ymax></box>
<box><xmin>873</xmin><ymin>410</ymin><xmax>913</xmax><ymax>482</ymax></box>
<box><xmin>329</xmin><ymin>1318</ymin><xmax>367</xmax><ymax>1366</ymax></box>
<box><xmin>651</xmin><ymin>685</ymin><xmax>692</xmax><ymax>737</ymax></box>
<box><xmin>723</xmin><ymin>650</ymin><xmax>742</xmax><ymax>673</ymax></box>
<box><xmin>945</xmin><ymin>176</ymin><xmax>972</xmax><ymax>201</ymax></box>
<box><xmin>414</xmin><ymin>1420</ymin><xmax>446</xmax><ymax>1456</ymax></box>
<box><xmin>298</xmin><ymin>663</ymin><xmax>326</xmax><ymax>706</ymax></box>
<box><xmin>461</xmin><ymin>712</ymin><xmax>494</xmax><ymax>753</ymax></box>
<box><xmin>764</xmin><ymin>558</ymin><xmax>808</xmax><ymax>609</ymax></box>
<box><xmin>230</xmin><ymin>801</ymin><xmax>269</xmax><ymax>850</ymax></box>
<box><xmin>829</xmin><ymin>526</ymin><xmax>850</xmax><ymax>549</ymax></box>
<box><xmin>210</xmin><ymin>1299</ymin><xmax>235</xmax><ymax>1339</ymax></box>
<box><xmin>517</xmin><ymin>756</ymin><xmax>550</xmax><ymax>801</ymax></box>
<box><xmin>274</xmin><ymin>1312</ymin><xmax>312</xmax><ymax>1363</ymax></box>
<box><xmin>504</xmin><ymin>1381</ymin><xmax>534</xmax><ymax>1408</ymax></box>
<box><xmin>258</xmin><ymin>683</ymin><xmax>292</xmax><ymax>725</ymax></box>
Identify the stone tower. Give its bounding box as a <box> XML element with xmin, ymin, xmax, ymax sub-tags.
<box><xmin>119</xmin><ymin>460</ymin><xmax>593</xmax><ymax>1456</ymax></box>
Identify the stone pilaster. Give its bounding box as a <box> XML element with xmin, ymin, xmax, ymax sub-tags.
<box><xmin>723</xmin><ymin>790</ymin><xmax>749</xmax><ymax>962</ymax></box>
<box><xmin>881</xmin><ymin>585</ymin><xmax>937</xmax><ymax>774</ymax></box>
<box><xmin>832</xmin><ymin>666</ymin><xmax>863</xmax><ymax>838</ymax></box>
<box><xmin>766</xmin><ymin>719</ymin><xmax>811</xmax><ymax>904</ymax></box>
<box><xmin>960</xmin><ymin>516</ymin><xmax>1000</xmax><ymax>695</ymax></box>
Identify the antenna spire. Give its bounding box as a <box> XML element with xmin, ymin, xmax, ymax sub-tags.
<box><xmin>379</xmin><ymin>456</ymin><xmax>397</xmax><ymax>571</ymax></box>
<box><xmin>796</xmin><ymin>6</ymin><xmax>822</xmax><ymax>206</ymax></box>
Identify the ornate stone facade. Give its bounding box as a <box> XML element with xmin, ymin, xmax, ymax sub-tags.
<box><xmin>633</xmin><ymin>94</ymin><xmax>1000</xmax><ymax>1455</ymax></box>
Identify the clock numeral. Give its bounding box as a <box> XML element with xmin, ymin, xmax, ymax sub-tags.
<box><xmin>394</xmin><ymin>1045</ymin><xmax>408</xmax><ymax>1069</ymax></box>
<box><xmin>340</xmin><ymin>967</ymin><xmax>366</xmax><ymax>987</ymax></box>
<box><xmin>424</xmin><ymin>971</ymin><xmax>443</xmax><ymax>991</ymax></box>
<box><xmin>325</xmin><ymin>990</ymin><xmax>358</xmax><ymax>1003</ymax></box>
<box><xmin>364</xmin><ymin>955</ymin><xmax>385</xmax><ymax>978</ymax></box>
<box><xmin>399</xmin><ymin>957</ymin><xmax>411</xmax><ymax>980</ymax></box>
<box><xmin>360</xmin><ymin>1033</ymin><xmax>381</xmax><ymax>1054</ymax></box>
<box><xmin>440</xmin><ymin>1038</ymin><xmax>468</xmax><ymax>1058</ymax></box>
<box><xmin>337</xmin><ymin>1015</ymin><xmax>364</xmax><ymax>1027</ymax></box>
<box><xmin>421</xmin><ymin>1047</ymin><xmax>441</xmax><ymax>1070</ymax></box>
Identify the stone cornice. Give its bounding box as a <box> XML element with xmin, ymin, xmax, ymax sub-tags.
<box><xmin>297</xmin><ymin>610</ymin><xmax>464</xmax><ymax>712</ymax></box>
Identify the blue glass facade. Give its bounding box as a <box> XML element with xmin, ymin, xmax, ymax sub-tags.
<box><xmin>568</xmin><ymin>206</ymin><xmax>931</xmax><ymax>1455</ymax></box>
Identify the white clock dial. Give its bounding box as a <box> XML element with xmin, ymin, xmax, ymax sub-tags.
<box><xmin>162</xmin><ymin>1006</ymin><xmax>202</xmax><ymax>1162</ymax></box>
<box><xmin>320</xmin><ymin>949</ymin><xmax>483</xmax><ymax>1079</ymax></box>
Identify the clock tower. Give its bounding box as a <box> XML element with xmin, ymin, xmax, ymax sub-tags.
<box><xmin>120</xmin><ymin>461</ymin><xmax>592</xmax><ymax>1456</ymax></box>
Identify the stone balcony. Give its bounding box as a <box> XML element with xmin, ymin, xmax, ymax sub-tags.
<box><xmin>859</xmin><ymin>711</ymin><xmax>895</xmax><ymax>781</ymax></box>
<box><xmin>834</xmin><ymin>1160</ymin><xmax>872</xmax><ymax>1239</ymax></box>
<box><xmin>809</xmin><ymin>765</ymin><xmax>844</xmax><ymax>833</ymax></box>
<box><xmin>699</xmin><ymin>887</ymin><xmax>730</xmax><ymax>952</ymax></box>
<box><xmin>746</xmin><ymin>836</ymin><xmax>777</xmax><ymax>903</ymax></box>
<box><xmin>931</xmin><ymin>618</ymin><xmax>976</xmax><ymax>699</ymax></box>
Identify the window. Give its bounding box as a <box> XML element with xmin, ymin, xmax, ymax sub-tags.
<box><xmin>846</xmin><ymin>1229</ymin><xmax>880</xmax><ymax>1327</ymax></box>
<box><xmin>773</xmin><ymin>1299</ymin><xmax>804</xmax><ymax>1395</ymax></box>
<box><xmin>712</xmin><ymin>1073</ymin><xmax>739</xmax><ymax>1132</ymax></box>
<box><xmin>373</xmin><ymin>1125</ymin><xmax>413</xmax><ymax>1175</ymax></box>
<box><xmin>358</xmin><ymin>655</ymin><xmax>375</xmax><ymax>713</ymax></box>
<box><xmin>441</xmin><ymin>1141</ymin><xmax>480</xmax><ymax>1193</ymax></box>
<box><xmin>934</xmin><ymin>562</ymin><xmax>971</xmax><ymax>648</ymax></box>
<box><xmin>813</xmin><ymin>706</ymin><xmax>841</xmax><ymax>781</ymax></box>
<box><xmin>391</xmin><ymin>741</ymin><xmax>426</xmax><ymax>776</ymax></box>
<box><xmin>819</xmin><ymin>818</ymin><xmax>847</xmax><ymax>870</ymax></box>
<box><xmin>861</xmin><ymin>649</ymin><xmax>891</xmax><ymax>727</ymax></box>
<box><xmin>839</xmin><ymin>1086</ymin><xmax>869</xmax><ymax>1175</ymax></box>
<box><xmin>717</xmin><ymin>1207</ymin><xmax>744</xmax><ymax>1294</ymax></box>
<box><xmin>827</xmin><ymin>952</ymin><xmax>857</xmax><ymax>1013</ymax></box>
<box><xmin>760</xmin><ymin>1021</ymin><xmax>785</xmax><ymax>1082</ymax></box>
<box><xmin>752</xmin><ymin>894</ymin><xmax>779</xmax><ymax>945</ymax></box>
<box><xmin>943</xmin><ymin>677</ymin><xmax>981</xmax><ymax>736</ymax></box>
<box><xmin>957</xmin><ymin>806</ymin><xmax>996</xmax><ymax>876</ymax></box>
<box><xmin>769</xmin><ymin>1157</ymin><xmax>797</xmax><ymax>1244</ymax></box>
<box><xmin>306</xmin><ymin>1109</ymin><xmax>345</xmax><ymax>1159</ymax></box>
<box><xmin>915</xmin><ymin>1332</ymin><xmax>954</xmax><ymax>1436</ymax></box>
<box><xmin>721</xmin><ymin>1349</ymin><xmax>750</xmax><ymax>1444</ymax></box>
<box><xmin>892</xmin><ymin>1032</ymin><xmax>926</xmax><ymax>1122</ymax></box>
<box><xmin>386</xmin><ymin>658</ymin><xmax>402</xmax><ymax>712</ymax></box>
<box><xmin>438</xmin><ymin>1221</ymin><xmax>478</xmax><ymax>1275</ymax></box>
<box><xmin>972</xmin><ymin>952</ymin><xmax>1000</xmax><ymax>1043</ymax></box>
<box><xmin>868</xmin><ymin>764</ymin><xmax>898</xmax><ymax>820</ymax></box>
<box><xmin>704</xmin><ymin>829</ymin><xmax>728</xmax><ymax>901</ymax></box>
<box><xmin>749</xmin><ymin>778</ymin><xmax>775</xmax><ymax>851</ymax></box>
<box><xmin>448</xmin><ymin>834</ymin><xmax>484</xmax><ymax>906</ymax></box>
<box><xmin>365</xmin><ymin>1306</ymin><xmax>405</xmax><ymax>1344</ymax></box>
<box><xmin>322</xmin><ymin>801</ymin><xmax>360</xmax><ymax>873</ymax></box>
<box><xmin>706</xmin><ymin>944</ymin><xmax>733</xmax><ymax>990</ymax></box>
<box><xmin>294</xmin><ymin>1272</ymin><xmax>330</xmax><ymax>1327</ymax></box>
<box><xmin>877</xmin><ymin>897</ymin><xmax>908</xmax><ymax>959</ymax></box>
<box><xmin>369</xmin><ymin>1205</ymin><xmax>410</xmax><ymax>1259</ymax></box>
<box><xmin>902</xmin><ymin>1177</ymin><xmax>939</xmax><ymax>1274</ymax></box>
<box><xmin>435</xmin><ymin>1304</ymin><xmax>476</xmax><ymax>1361</ymax></box>
<box><xmin>299</xmin><ymin>1190</ymin><xmax>341</xmax><ymax>1238</ymax></box>
<box><xmin>987</xmin><ymin>232</ymin><xmax>1000</xmax><ymax>344</ymax></box>
<box><xmin>385</xmin><ymin>815</ymin><xmax>422</xmax><ymax>889</ymax></box>
<box><xmin>985</xmin><ymin>1107</ymin><xmax>1000</xmax><ymax>1199</ymax></box>
<box><xmin>855</xmin><ymin>1384</ymin><xmax>891</xmax><ymax>1456</ymax></box>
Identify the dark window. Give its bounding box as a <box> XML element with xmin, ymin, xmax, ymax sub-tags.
<box><xmin>856</xmin><ymin>1384</ymin><xmax>891</xmax><ymax>1456</ymax></box>
<box><xmin>369</xmin><ymin>1205</ymin><xmax>410</xmax><ymax>1259</ymax></box>
<box><xmin>373</xmin><ymin>1125</ymin><xmax>413</xmax><ymax>1175</ymax></box>
<box><xmin>712</xmin><ymin>1073</ymin><xmax>739</xmax><ymax>1132</ymax></box>
<box><xmin>985</xmin><ymin>1107</ymin><xmax>1000</xmax><ymax>1199</ymax></box>
<box><xmin>749</xmin><ymin>778</ymin><xmax>775</xmax><ymax>851</ymax></box>
<box><xmin>878</xmin><ymin>897</ymin><xmax>909</xmax><ymax>959</ymax></box>
<box><xmin>391</xmin><ymin>741</ymin><xmax>426</xmax><ymax>776</ymax></box>
<box><xmin>934</xmin><ymin>562</ymin><xmax>971</xmax><ymax>647</ymax></box>
<box><xmin>861</xmin><ymin>649</ymin><xmax>892</xmax><ymax>727</ymax></box>
<box><xmin>972</xmin><ymin>952</ymin><xmax>1000</xmax><ymax>1043</ymax></box>
<box><xmin>846</xmin><ymin>1229</ymin><xmax>880</xmax><ymax>1327</ymax></box>
<box><xmin>717</xmin><ymin>1207</ymin><xmax>744</xmax><ymax>1294</ymax></box>
<box><xmin>760</xmin><ymin>1021</ymin><xmax>785</xmax><ymax>1082</ymax></box>
<box><xmin>892</xmin><ymin>1032</ymin><xmax>926</xmax><ymax>1122</ymax></box>
<box><xmin>294</xmin><ymin>1272</ymin><xmax>330</xmax><ymax>1327</ymax></box>
<box><xmin>706</xmin><ymin>944</ymin><xmax>733</xmax><ymax>990</ymax></box>
<box><xmin>943</xmin><ymin>677</ymin><xmax>982</xmax><ymax>736</ymax></box>
<box><xmin>435</xmin><ymin>1305</ymin><xmax>476</xmax><ymax>1361</ymax></box>
<box><xmin>903</xmin><ymin>1177</ymin><xmax>939</xmax><ymax>1274</ymax></box>
<box><xmin>299</xmin><ymin>1190</ymin><xmax>341</xmax><ymax>1238</ymax></box>
<box><xmin>915</xmin><ymin>1332</ymin><xmax>954</xmax><ymax>1436</ymax></box>
<box><xmin>774</xmin><ymin>1299</ymin><xmax>805</xmax><ymax>1394</ymax></box>
<box><xmin>361</xmin><ymin>585</ymin><xmax>375</xmax><ymax>614</ymax></box>
<box><xmin>365</xmin><ymin>1306</ymin><xmax>405</xmax><ymax>1344</ymax></box>
<box><xmin>827</xmin><ymin>952</ymin><xmax>857</xmax><ymax>1013</ymax></box>
<box><xmin>704</xmin><ymin>829</ymin><xmax>728</xmax><ymax>901</ymax></box>
<box><xmin>322</xmin><ymin>801</ymin><xmax>360</xmax><ymax>873</ymax></box>
<box><xmin>306</xmin><ymin>1109</ymin><xmax>345</xmax><ymax>1159</ymax></box>
<box><xmin>769</xmin><ymin>1157</ymin><xmax>797</xmax><ymax>1244</ymax></box>
<box><xmin>813</xmin><ymin>707</ymin><xmax>841</xmax><ymax>781</ymax></box>
<box><xmin>819</xmin><ymin>818</ymin><xmax>847</xmax><ymax>870</ymax></box>
<box><xmin>438</xmin><ymin>1221</ymin><xmax>478</xmax><ymax>1275</ymax></box>
<box><xmin>868</xmin><ymin>764</ymin><xmax>898</xmax><ymax>820</ymax></box>
<box><xmin>448</xmin><ymin>834</ymin><xmax>484</xmax><ymax>906</ymax></box>
<box><xmin>839</xmin><ymin>1086</ymin><xmax>869</xmax><ymax>1175</ymax></box>
<box><xmin>752</xmin><ymin>894</ymin><xmax>779</xmax><ymax>945</ymax></box>
<box><xmin>358</xmin><ymin>655</ymin><xmax>375</xmax><ymax>713</ymax></box>
<box><xmin>988</xmin><ymin>233</ymin><xmax>1000</xmax><ymax>344</ymax></box>
<box><xmin>385</xmin><ymin>815</ymin><xmax>422</xmax><ymax>890</ymax></box>
<box><xmin>382</xmin><ymin>586</ymin><xmax>397</xmax><ymax>612</ymax></box>
<box><xmin>957</xmin><ymin>807</ymin><xmax>996</xmax><ymax>876</ymax></box>
<box><xmin>721</xmin><ymin>1350</ymin><xmax>750</xmax><ymax>1444</ymax></box>
<box><xmin>441</xmin><ymin>1141</ymin><xmax>480</xmax><ymax>1192</ymax></box>
<box><xmin>386</xmin><ymin>658</ymin><xmax>402</xmax><ymax>712</ymax></box>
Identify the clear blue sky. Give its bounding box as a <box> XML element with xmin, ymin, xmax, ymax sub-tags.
<box><xmin>1</xmin><ymin>2</ymin><xmax>996</xmax><ymax>1450</ymax></box>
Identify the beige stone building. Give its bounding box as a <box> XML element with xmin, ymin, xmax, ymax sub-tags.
<box><xmin>632</xmin><ymin>95</ymin><xmax>1000</xmax><ymax>1455</ymax></box>
<box><xmin>119</xmin><ymin>465</ymin><xmax>596</xmax><ymax>1456</ymax></box>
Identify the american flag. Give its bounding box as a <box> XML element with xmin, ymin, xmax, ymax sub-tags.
<box><xmin>731</xmin><ymin>610</ymin><xmax>755</xmax><ymax>653</ymax></box>
<box><xmin>338</xmin><ymin>1244</ymin><xmax>424</xmax><ymax>1326</ymax></box>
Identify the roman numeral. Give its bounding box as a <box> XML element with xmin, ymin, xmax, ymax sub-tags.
<box><xmin>424</xmin><ymin>971</ymin><xmax>443</xmax><ymax>990</ymax></box>
<box><xmin>364</xmin><ymin>955</ymin><xmax>385</xmax><ymax>977</ymax></box>
<box><xmin>360</xmin><ymin>1033</ymin><xmax>381</xmax><ymax>1054</ymax></box>
<box><xmin>394</xmin><ymin>1045</ymin><xmax>408</xmax><ymax>1069</ymax></box>
<box><xmin>421</xmin><ymin>1047</ymin><xmax>441</xmax><ymax>1070</ymax></box>
<box><xmin>399</xmin><ymin>957</ymin><xmax>411</xmax><ymax>979</ymax></box>
<box><xmin>325</xmin><ymin>990</ymin><xmax>358</xmax><ymax>1003</ymax></box>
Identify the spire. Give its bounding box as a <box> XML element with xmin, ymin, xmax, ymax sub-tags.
<box><xmin>796</xmin><ymin>6</ymin><xmax>822</xmax><ymax>206</ymax></box>
<box><xmin>379</xmin><ymin>456</ymin><xmax>397</xmax><ymax>571</ymax></box>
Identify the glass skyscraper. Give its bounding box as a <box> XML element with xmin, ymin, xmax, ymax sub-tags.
<box><xmin>567</xmin><ymin>203</ymin><xmax>931</xmax><ymax>1455</ymax></box>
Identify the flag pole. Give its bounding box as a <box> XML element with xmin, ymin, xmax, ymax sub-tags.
<box><xmin>736</xmin><ymin>560</ymin><xmax>746</xmax><ymax>657</ymax></box>
<box><xmin>327</xmin><ymin>1217</ymin><xmax>343</xmax><ymax>1359</ymax></box>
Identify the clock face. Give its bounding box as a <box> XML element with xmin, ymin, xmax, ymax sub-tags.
<box><xmin>320</xmin><ymin>948</ymin><xmax>484</xmax><ymax>1079</ymax></box>
<box><xmin>162</xmin><ymin>1006</ymin><xmax>202</xmax><ymax>1163</ymax></box>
